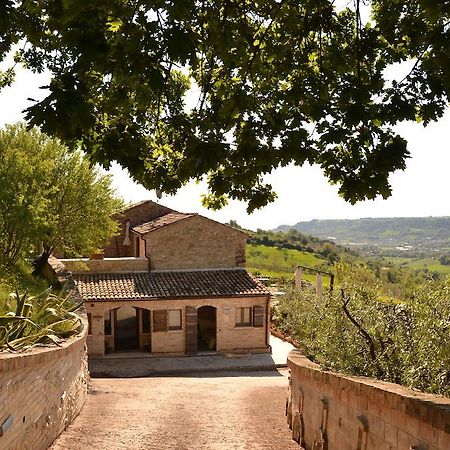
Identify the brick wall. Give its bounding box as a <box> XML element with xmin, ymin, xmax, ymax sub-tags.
<box><xmin>103</xmin><ymin>201</ymin><xmax>173</xmax><ymax>257</ymax></box>
<box><xmin>143</xmin><ymin>215</ymin><xmax>247</xmax><ymax>270</ymax></box>
<box><xmin>86</xmin><ymin>296</ymin><xmax>269</xmax><ymax>356</ymax></box>
<box><xmin>0</xmin><ymin>318</ymin><xmax>89</xmax><ymax>450</ymax></box>
<box><xmin>61</xmin><ymin>257</ymin><xmax>149</xmax><ymax>273</ymax></box>
<box><xmin>287</xmin><ymin>351</ymin><xmax>450</xmax><ymax>450</ymax></box>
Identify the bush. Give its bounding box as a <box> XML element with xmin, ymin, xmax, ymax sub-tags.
<box><xmin>0</xmin><ymin>288</ymin><xmax>84</xmax><ymax>351</ymax></box>
<box><xmin>273</xmin><ymin>262</ymin><xmax>450</xmax><ymax>396</ymax></box>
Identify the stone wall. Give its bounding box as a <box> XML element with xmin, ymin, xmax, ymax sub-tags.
<box><xmin>0</xmin><ymin>318</ymin><xmax>89</xmax><ymax>450</ymax></box>
<box><xmin>86</xmin><ymin>296</ymin><xmax>269</xmax><ymax>356</ymax></box>
<box><xmin>61</xmin><ymin>257</ymin><xmax>149</xmax><ymax>273</ymax></box>
<box><xmin>103</xmin><ymin>201</ymin><xmax>174</xmax><ymax>257</ymax></box>
<box><xmin>287</xmin><ymin>350</ymin><xmax>450</xmax><ymax>450</ymax></box>
<box><xmin>143</xmin><ymin>215</ymin><xmax>247</xmax><ymax>270</ymax></box>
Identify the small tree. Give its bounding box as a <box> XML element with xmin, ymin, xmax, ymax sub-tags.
<box><xmin>0</xmin><ymin>124</ymin><xmax>123</xmax><ymax>271</ymax></box>
<box><xmin>439</xmin><ymin>254</ymin><xmax>450</xmax><ymax>266</ymax></box>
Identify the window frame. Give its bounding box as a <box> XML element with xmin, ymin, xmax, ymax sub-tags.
<box><xmin>168</xmin><ymin>309</ymin><xmax>182</xmax><ymax>331</ymax></box>
<box><xmin>235</xmin><ymin>306</ymin><xmax>252</xmax><ymax>327</ymax></box>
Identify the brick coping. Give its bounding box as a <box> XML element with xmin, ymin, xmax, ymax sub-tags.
<box><xmin>288</xmin><ymin>350</ymin><xmax>450</xmax><ymax>433</ymax></box>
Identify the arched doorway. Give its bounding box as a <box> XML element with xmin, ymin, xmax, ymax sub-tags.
<box><xmin>197</xmin><ymin>306</ymin><xmax>217</xmax><ymax>352</ymax></box>
<box><xmin>115</xmin><ymin>306</ymin><xmax>138</xmax><ymax>351</ymax></box>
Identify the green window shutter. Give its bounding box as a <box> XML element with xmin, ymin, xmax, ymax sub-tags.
<box><xmin>153</xmin><ymin>310</ymin><xmax>168</xmax><ymax>332</ymax></box>
<box><xmin>253</xmin><ymin>305</ymin><xmax>264</xmax><ymax>328</ymax></box>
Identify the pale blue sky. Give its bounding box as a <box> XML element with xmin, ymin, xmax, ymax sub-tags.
<box><xmin>0</xmin><ymin>56</ymin><xmax>449</xmax><ymax>230</ymax></box>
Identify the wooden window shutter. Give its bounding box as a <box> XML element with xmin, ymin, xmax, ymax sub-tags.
<box><xmin>153</xmin><ymin>310</ymin><xmax>168</xmax><ymax>332</ymax></box>
<box><xmin>253</xmin><ymin>305</ymin><xmax>264</xmax><ymax>328</ymax></box>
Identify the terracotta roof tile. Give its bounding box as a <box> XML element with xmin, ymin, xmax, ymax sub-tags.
<box><xmin>132</xmin><ymin>212</ymin><xmax>195</xmax><ymax>235</ymax></box>
<box><xmin>73</xmin><ymin>269</ymin><xmax>269</xmax><ymax>302</ymax></box>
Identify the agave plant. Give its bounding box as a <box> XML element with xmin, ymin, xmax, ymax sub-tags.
<box><xmin>0</xmin><ymin>288</ymin><xmax>84</xmax><ymax>351</ymax></box>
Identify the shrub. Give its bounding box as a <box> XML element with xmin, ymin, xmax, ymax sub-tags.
<box><xmin>0</xmin><ymin>288</ymin><xmax>83</xmax><ymax>351</ymax></box>
<box><xmin>274</xmin><ymin>262</ymin><xmax>450</xmax><ymax>396</ymax></box>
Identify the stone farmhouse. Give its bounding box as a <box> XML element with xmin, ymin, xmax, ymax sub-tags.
<box><xmin>52</xmin><ymin>200</ymin><xmax>271</xmax><ymax>357</ymax></box>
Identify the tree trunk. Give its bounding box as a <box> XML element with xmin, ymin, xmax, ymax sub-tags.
<box><xmin>32</xmin><ymin>247</ymin><xmax>53</xmax><ymax>276</ymax></box>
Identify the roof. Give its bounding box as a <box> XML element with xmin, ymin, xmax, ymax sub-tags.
<box><xmin>73</xmin><ymin>269</ymin><xmax>269</xmax><ymax>302</ymax></box>
<box><xmin>132</xmin><ymin>212</ymin><xmax>195</xmax><ymax>235</ymax></box>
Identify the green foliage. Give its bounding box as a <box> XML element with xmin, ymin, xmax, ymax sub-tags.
<box><xmin>274</xmin><ymin>262</ymin><xmax>450</xmax><ymax>396</ymax></box>
<box><xmin>439</xmin><ymin>253</ymin><xmax>450</xmax><ymax>266</ymax></box>
<box><xmin>0</xmin><ymin>123</ymin><xmax>123</xmax><ymax>265</ymax></box>
<box><xmin>0</xmin><ymin>288</ymin><xmax>83</xmax><ymax>351</ymax></box>
<box><xmin>247</xmin><ymin>244</ymin><xmax>331</xmax><ymax>284</ymax></box>
<box><xmin>249</xmin><ymin>227</ymin><xmax>352</xmax><ymax>262</ymax></box>
<box><xmin>1</xmin><ymin>1</ymin><xmax>448</xmax><ymax>211</ymax></box>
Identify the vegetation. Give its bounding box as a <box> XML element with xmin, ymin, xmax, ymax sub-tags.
<box><xmin>0</xmin><ymin>124</ymin><xmax>123</xmax><ymax>272</ymax></box>
<box><xmin>273</xmin><ymin>262</ymin><xmax>450</xmax><ymax>396</ymax></box>
<box><xmin>1</xmin><ymin>1</ymin><xmax>448</xmax><ymax>211</ymax></box>
<box><xmin>383</xmin><ymin>256</ymin><xmax>450</xmax><ymax>275</ymax></box>
<box><xmin>277</xmin><ymin>217</ymin><xmax>450</xmax><ymax>254</ymax></box>
<box><xmin>0</xmin><ymin>249</ymin><xmax>83</xmax><ymax>352</ymax></box>
<box><xmin>0</xmin><ymin>288</ymin><xmax>83</xmax><ymax>351</ymax></box>
<box><xmin>247</xmin><ymin>245</ymin><xmax>331</xmax><ymax>284</ymax></box>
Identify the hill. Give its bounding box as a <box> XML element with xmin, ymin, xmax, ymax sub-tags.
<box><xmin>276</xmin><ymin>217</ymin><xmax>450</xmax><ymax>254</ymax></box>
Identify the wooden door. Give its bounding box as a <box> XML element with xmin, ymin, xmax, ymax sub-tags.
<box><xmin>185</xmin><ymin>306</ymin><xmax>197</xmax><ymax>355</ymax></box>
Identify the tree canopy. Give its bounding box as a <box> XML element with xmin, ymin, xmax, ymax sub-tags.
<box><xmin>1</xmin><ymin>0</ymin><xmax>449</xmax><ymax>211</ymax></box>
<box><xmin>0</xmin><ymin>123</ymin><xmax>123</xmax><ymax>266</ymax></box>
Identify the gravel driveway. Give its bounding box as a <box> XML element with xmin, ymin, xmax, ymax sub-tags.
<box><xmin>51</xmin><ymin>369</ymin><xmax>297</xmax><ymax>450</ymax></box>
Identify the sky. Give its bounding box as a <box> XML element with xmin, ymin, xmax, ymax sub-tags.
<box><xmin>1</xmin><ymin>51</ymin><xmax>449</xmax><ymax>231</ymax></box>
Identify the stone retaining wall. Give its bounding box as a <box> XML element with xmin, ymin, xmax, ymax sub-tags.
<box><xmin>287</xmin><ymin>350</ymin><xmax>450</xmax><ymax>450</ymax></box>
<box><xmin>0</xmin><ymin>316</ymin><xmax>89</xmax><ymax>450</ymax></box>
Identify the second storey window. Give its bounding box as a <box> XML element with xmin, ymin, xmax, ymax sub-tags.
<box><xmin>235</xmin><ymin>307</ymin><xmax>252</xmax><ymax>327</ymax></box>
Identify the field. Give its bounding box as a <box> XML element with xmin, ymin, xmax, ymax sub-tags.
<box><xmin>383</xmin><ymin>256</ymin><xmax>450</xmax><ymax>274</ymax></box>
<box><xmin>246</xmin><ymin>244</ymin><xmax>331</xmax><ymax>285</ymax></box>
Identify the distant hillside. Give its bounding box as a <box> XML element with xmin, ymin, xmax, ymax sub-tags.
<box><xmin>276</xmin><ymin>217</ymin><xmax>450</xmax><ymax>253</ymax></box>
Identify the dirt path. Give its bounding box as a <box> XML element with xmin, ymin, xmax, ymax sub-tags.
<box><xmin>51</xmin><ymin>369</ymin><xmax>297</xmax><ymax>450</ymax></box>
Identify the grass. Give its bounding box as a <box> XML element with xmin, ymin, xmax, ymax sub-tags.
<box><xmin>383</xmin><ymin>256</ymin><xmax>450</xmax><ymax>274</ymax></box>
<box><xmin>247</xmin><ymin>244</ymin><xmax>327</xmax><ymax>270</ymax></box>
<box><xmin>246</xmin><ymin>244</ymin><xmax>331</xmax><ymax>285</ymax></box>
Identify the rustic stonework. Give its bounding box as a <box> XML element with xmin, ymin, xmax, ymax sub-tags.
<box><xmin>103</xmin><ymin>200</ymin><xmax>174</xmax><ymax>258</ymax></box>
<box><xmin>61</xmin><ymin>257</ymin><xmax>149</xmax><ymax>274</ymax></box>
<box><xmin>142</xmin><ymin>214</ymin><xmax>247</xmax><ymax>270</ymax></box>
<box><xmin>287</xmin><ymin>350</ymin><xmax>450</xmax><ymax>450</ymax></box>
<box><xmin>0</xmin><ymin>317</ymin><xmax>89</xmax><ymax>450</ymax></box>
<box><xmin>86</xmin><ymin>296</ymin><xmax>270</xmax><ymax>356</ymax></box>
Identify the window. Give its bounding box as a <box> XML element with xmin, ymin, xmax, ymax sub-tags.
<box><xmin>235</xmin><ymin>306</ymin><xmax>265</xmax><ymax>328</ymax></box>
<box><xmin>235</xmin><ymin>307</ymin><xmax>252</xmax><ymax>327</ymax></box>
<box><xmin>168</xmin><ymin>309</ymin><xmax>182</xmax><ymax>330</ymax></box>
<box><xmin>153</xmin><ymin>309</ymin><xmax>182</xmax><ymax>331</ymax></box>
<box><xmin>142</xmin><ymin>309</ymin><xmax>151</xmax><ymax>333</ymax></box>
<box><xmin>104</xmin><ymin>310</ymin><xmax>112</xmax><ymax>335</ymax></box>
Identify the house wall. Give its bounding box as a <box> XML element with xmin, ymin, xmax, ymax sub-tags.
<box><xmin>103</xmin><ymin>201</ymin><xmax>174</xmax><ymax>257</ymax></box>
<box><xmin>143</xmin><ymin>215</ymin><xmax>247</xmax><ymax>270</ymax></box>
<box><xmin>61</xmin><ymin>257</ymin><xmax>149</xmax><ymax>273</ymax></box>
<box><xmin>85</xmin><ymin>296</ymin><xmax>269</xmax><ymax>356</ymax></box>
<box><xmin>0</xmin><ymin>317</ymin><xmax>88</xmax><ymax>450</ymax></box>
<box><xmin>287</xmin><ymin>351</ymin><xmax>450</xmax><ymax>450</ymax></box>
